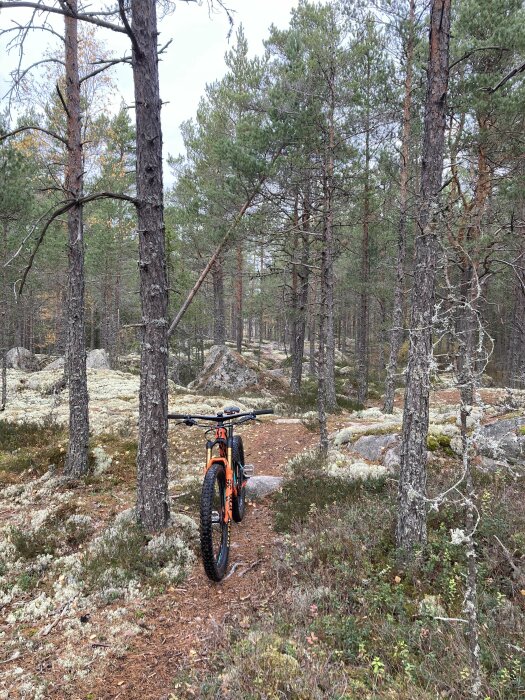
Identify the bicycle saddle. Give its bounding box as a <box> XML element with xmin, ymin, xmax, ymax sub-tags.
<box><xmin>223</xmin><ymin>406</ymin><xmax>241</xmax><ymax>415</ymax></box>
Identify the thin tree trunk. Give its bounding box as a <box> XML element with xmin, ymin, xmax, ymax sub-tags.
<box><xmin>357</xmin><ymin>57</ymin><xmax>371</xmax><ymax>408</ymax></box>
<box><xmin>309</xmin><ymin>273</ymin><xmax>317</xmax><ymax>378</ymax></box>
<box><xmin>317</xmin><ymin>242</ymin><xmax>329</xmax><ymax>457</ymax></box>
<box><xmin>397</xmin><ymin>0</ymin><xmax>451</xmax><ymax>553</ymax></box>
<box><xmin>235</xmin><ymin>242</ymin><xmax>243</xmax><ymax>353</ymax></box>
<box><xmin>325</xmin><ymin>108</ymin><xmax>337</xmax><ymax>411</ymax></box>
<box><xmin>212</xmin><ymin>255</ymin><xmax>226</xmax><ymax>345</ymax></box>
<box><xmin>64</xmin><ymin>0</ymin><xmax>89</xmax><ymax>478</ymax></box>
<box><xmin>384</xmin><ymin>0</ymin><xmax>415</xmax><ymax>413</ymax></box>
<box><xmin>1</xmin><ymin>222</ymin><xmax>7</xmax><ymax>411</ymax></box>
<box><xmin>291</xmin><ymin>195</ymin><xmax>311</xmax><ymax>393</ymax></box>
<box><xmin>132</xmin><ymin>0</ymin><xmax>170</xmax><ymax>532</ymax></box>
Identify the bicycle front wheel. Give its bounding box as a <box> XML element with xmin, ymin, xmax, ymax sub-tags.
<box><xmin>200</xmin><ymin>462</ymin><xmax>230</xmax><ymax>581</ymax></box>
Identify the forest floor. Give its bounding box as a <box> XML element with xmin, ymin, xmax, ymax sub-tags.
<box><xmin>1</xmin><ymin>374</ymin><xmax>524</xmax><ymax>699</ymax></box>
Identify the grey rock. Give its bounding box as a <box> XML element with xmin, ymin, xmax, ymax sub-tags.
<box><xmin>44</xmin><ymin>356</ymin><xmax>65</xmax><ymax>370</ymax></box>
<box><xmin>477</xmin><ymin>416</ymin><xmax>525</xmax><ymax>464</ymax></box>
<box><xmin>6</xmin><ymin>347</ymin><xmax>39</xmax><ymax>371</ymax></box>
<box><xmin>352</xmin><ymin>433</ymin><xmax>399</xmax><ymax>462</ymax></box>
<box><xmin>246</xmin><ymin>475</ymin><xmax>283</xmax><ymax>499</ymax></box>
<box><xmin>86</xmin><ymin>349</ymin><xmax>111</xmax><ymax>369</ymax></box>
<box><xmin>188</xmin><ymin>345</ymin><xmax>258</xmax><ymax>393</ymax></box>
<box><xmin>383</xmin><ymin>445</ymin><xmax>401</xmax><ymax>470</ymax></box>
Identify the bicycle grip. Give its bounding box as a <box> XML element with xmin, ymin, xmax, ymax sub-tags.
<box><xmin>253</xmin><ymin>409</ymin><xmax>274</xmax><ymax>416</ymax></box>
<box><xmin>168</xmin><ymin>413</ymin><xmax>188</xmax><ymax>419</ymax></box>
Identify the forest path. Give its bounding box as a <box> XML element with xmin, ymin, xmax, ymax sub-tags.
<box><xmin>74</xmin><ymin>419</ymin><xmax>325</xmax><ymax>700</ymax></box>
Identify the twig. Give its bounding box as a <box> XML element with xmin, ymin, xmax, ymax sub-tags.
<box><xmin>238</xmin><ymin>558</ymin><xmax>264</xmax><ymax>577</ymax></box>
<box><xmin>494</xmin><ymin>535</ymin><xmax>525</xmax><ymax>583</ymax></box>
<box><xmin>39</xmin><ymin>598</ymin><xmax>76</xmax><ymax>637</ymax></box>
<box><xmin>222</xmin><ymin>562</ymin><xmax>245</xmax><ymax>581</ymax></box>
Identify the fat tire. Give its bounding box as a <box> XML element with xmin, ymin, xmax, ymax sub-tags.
<box><xmin>200</xmin><ymin>462</ymin><xmax>230</xmax><ymax>581</ymax></box>
<box><xmin>232</xmin><ymin>435</ymin><xmax>246</xmax><ymax>523</ymax></box>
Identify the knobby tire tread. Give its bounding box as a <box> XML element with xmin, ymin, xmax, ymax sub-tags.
<box><xmin>200</xmin><ymin>462</ymin><xmax>229</xmax><ymax>581</ymax></box>
<box><xmin>232</xmin><ymin>435</ymin><xmax>246</xmax><ymax>523</ymax></box>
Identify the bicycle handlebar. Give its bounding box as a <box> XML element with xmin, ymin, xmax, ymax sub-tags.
<box><xmin>168</xmin><ymin>409</ymin><xmax>274</xmax><ymax>422</ymax></box>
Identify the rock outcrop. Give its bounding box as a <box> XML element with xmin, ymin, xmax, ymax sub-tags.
<box><xmin>188</xmin><ymin>345</ymin><xmax>258</xmax><ymax>394</ymax></box>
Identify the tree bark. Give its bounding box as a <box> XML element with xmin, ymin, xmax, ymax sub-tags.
<box><xmin>397</xmin><ymin>0</ymin><xmax>451</xmax><ymax>553</ymax></box>
<box><xmin>212</xmin><ymin>254</ymin><xmax>226</xmax><ymax>345</ymax></box>
<box><xmin>317</xmin><ymin>238</ymin><xmax>329</xmax><ymax>457</ymax></box>
<box><xmin>132</xmin><ymin>0</ymin><xmax>170</xmax><ymax>532</ymax></box>
<box><xmin>384</xmin><ymin>0</ymin><xmax>415</xmax><ymax>414</ymax></box>
<box><xmin>64</xmin><ymin>0</ymin><xmax>90</xmax><ymax>479</ymax></box>
<box><xmin>235</xmin><ymin>242</ymin><xmax>243</xmax><ymax>353</ymax></box>
<box><xmin>325</xmin><ymin>100</ymin><xmax>337</xmax><ymax>412</ymax></box>
<box><xmin>1</xmin><ymin>222</ymin><xmax>7</xmax><ymax>411</ymax></box>
<box><xmin>290</xmin><ymin>195</ymin><xmax>311</xmax><ymax>394</ymax></box>
<box><xmin>357</xmin><ymin>55</ymin><xmax>372</xmax><ymax>408</ymax></box>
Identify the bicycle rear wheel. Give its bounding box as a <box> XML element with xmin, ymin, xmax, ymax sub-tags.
<box><xmin>200</xmin><ymin>462</ymin><xmax>230</xmax><ymax>581</ymax></box>
<box><xmin>232</xmin><ymin>435</ymin><xmax>246</xmax><ymax>523</ymax></box>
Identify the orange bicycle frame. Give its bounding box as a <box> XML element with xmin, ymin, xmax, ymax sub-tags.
<box><xmin>205</xmin><ymin>425</ymin><xmax>236</xmax><ymax>523</ymax></box>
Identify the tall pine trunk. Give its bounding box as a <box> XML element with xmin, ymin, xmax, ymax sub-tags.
<box><xmin>235</xmin><ymin>242</ymin><xmax>243</xmax><ymax>353</ymax></box>
<box><xmin>357</xmin><ymin>57</ymin><xmax>372</xmax><ymax>407</ymax></box>
<box><xmin>397</xmin><ymin>0</ymin><xmax>451</xmax><ymax>553</ymax></box>
<box><xmin>384</xmin><ymin>0</ymin><xmax>415</xmax><ymax>414</ymax></box>
<box><xmin>325</xmin><ymin>102</ymin><xmax>337</xmax><ymax>412</ymax></box>
<box><xmin>64</xmin><ymin>0</ymin><xmax>89</xmax><ymax>478</ymax></box>
<box><xmin>132</xmin><ymin>0</ymin><xmax>170</xmax><ymax>532</ymax></box>
<box><xmin>291</xmin><ymin>195</ymin><xmax>311</xmax><ymax>394</ymax></box>
<box><xmin>212</xmin><ymin>255</ymin><xmax>226</xmax><ymax>345</ymax></box>
<box><xmin>1</xmin><ymin>222</ymin><xmax>7</xmax><ymax>411</ymax></box>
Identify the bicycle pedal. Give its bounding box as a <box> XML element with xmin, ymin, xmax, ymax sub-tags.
<box><xmin>243</xmin><ymin>464</ymin><xmax>255</xmax><ymax>477</ymax></box>
<box><xmin>211</xmin><ymin>511</ymin><xmax>221</xmax><ymax>525</ymax></box>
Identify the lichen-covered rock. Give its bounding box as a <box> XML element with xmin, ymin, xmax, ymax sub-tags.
<box><xmin>351</xmin><ymin>434</ymin><xmax>399</xmax><ymax>462</ymax></box>
<box><xmin>86</xmin><ymin>349</ymin><xmax>111</xmax><ymax>369</ymax></box>
<box><xmin>476</xmin><ymin>416</ymin><xmax>525</xmax><ymax>464</ymax></box>
<box><xmin>6</xmin><ymin>347</ymin><xmax>39</xmax><ymax>371</ymax></box>
<box><xmin>44</xmin><ymin>356</ymin><xmax>64</xmax><ymax>370</ymax></box>
<box><xmin>188</xmin><ymin>345</ymin><xmax>258</xmax><ymax>393</ymax></box>
<box><xmin>383</xmin><ymin>445</ymin><xmax>401</xmax><ymax>470</ymax></box>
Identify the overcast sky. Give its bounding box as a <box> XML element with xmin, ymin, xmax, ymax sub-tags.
<box><xmin>0</xmin><ymin>1</ymin><xmax>316</xmax><ymax>183</ymax></box>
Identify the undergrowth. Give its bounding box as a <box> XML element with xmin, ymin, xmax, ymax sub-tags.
<box><xmin>0</xmin><ymin>418</ymin><xmax>67</xmax><ymax>484</ymax></box>
<box><xmin>176</xmin><ymin>458</ymin><xmax>524</xmax><ymax>699</ymax></box>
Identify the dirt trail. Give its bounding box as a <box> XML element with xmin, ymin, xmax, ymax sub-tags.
<box><xmin>71</xmin><ymin>421</ymin><xmax>320</xmax><ymax>700</ymax></box>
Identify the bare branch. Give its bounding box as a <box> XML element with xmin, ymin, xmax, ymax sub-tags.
<box><xmin>0</xmin><ymin>124</ymin><xmax>67</xmax><ymax>146</ymax></box>
<box><xmin>0</xmin><ymin>1</ymin><xmax>127</xmax><ymax>34</ymax></box>
<box><xmin>488</xmin><ymin>59</ymin><xmax>525</xmax><ymax>93</ymax></box>
<box><xmin>80</xmin><ymin>56</ymin><xmax>131</xmax><ymax>84</ymax></box>
<box><xmin>449</xmin><ymin>46</ymin><xmax>510</xmax><ymax>71</ymax></box>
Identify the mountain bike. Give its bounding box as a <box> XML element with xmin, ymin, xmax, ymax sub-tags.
<box><xmin>168</xmin><ymin>406</ymin><xmax>274</xmax><ymax>581</ymax></box>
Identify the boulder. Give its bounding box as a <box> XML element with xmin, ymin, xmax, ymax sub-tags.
<box><xmin>44</xmin><ymin>356</ymin><xmax>65</xmax><ymax>371</ymax></box>
<box><xmin>351</xmin><ymin>433</ymin><xmax>399</xmax><ymax>462</ymax></box>
<box><xmin>246</xmin><ymin>475</ymin><xmax>283</xmax><ymax>499</ymax></box>
<box><xmin>5</xmin><ymin>347</ymin><xmax>39</xmax><ymax>371</ymax></box>
<box><xmin>476</xmin><ymin>416</ymin><xmax>525</xmax><ymax>464</ymax></box>
<box><xmin>383</xmin><ymin>445</ymin><xmax>401</xmax><ymax>470</ymax></box>
<box><xmin>86</xmin><ymin>349</ymin><xmax>111</xmax><ymax>369</ymax></box>
<box><xmin>188</xmin><ymin>345</ymin><xmax>258</xmax><ymax>393</ymax></box>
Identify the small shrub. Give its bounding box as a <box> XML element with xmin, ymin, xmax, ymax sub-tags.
<box><xmin>274</xmin><ymin>451</ymin><xmax>386</xmax><ymax>532</ymax></box>
<box><xmin>11</xmin><ymin>526</ymin><xmax>57</xmax><ymax>560</ymax></box>
<box><xmin>81</xmin><ymin>510</ymin><xmax>196</xmax><ymax>597</ymax></box>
